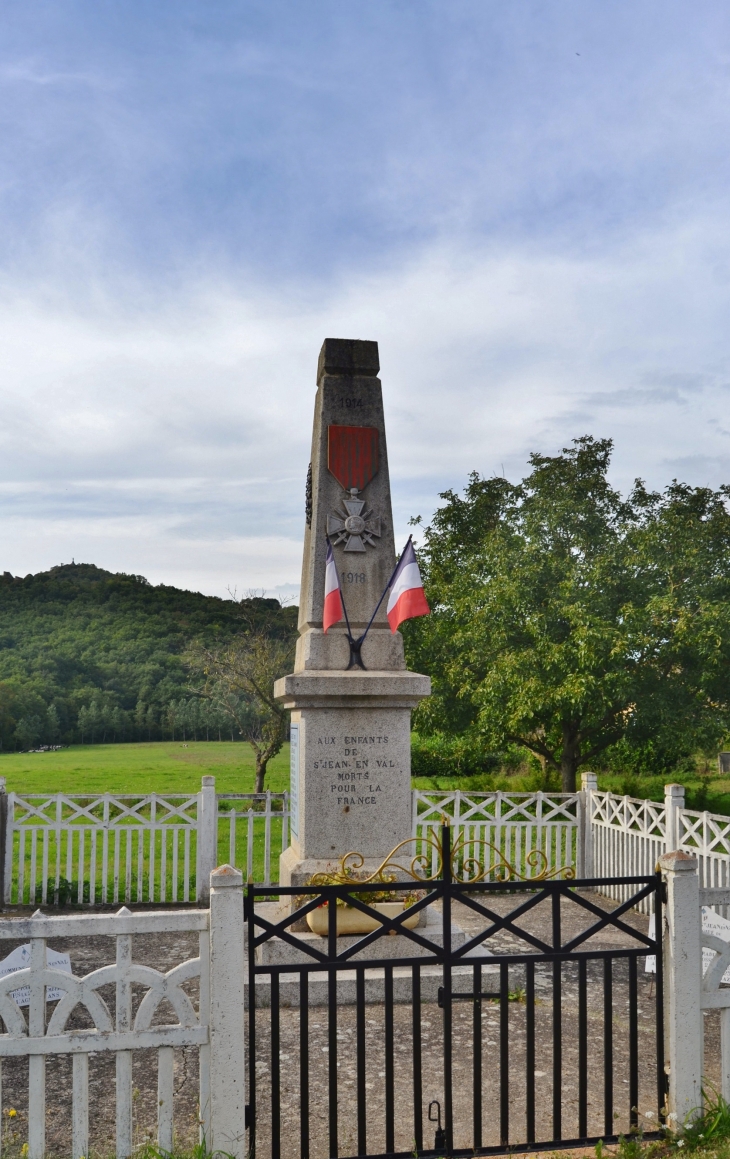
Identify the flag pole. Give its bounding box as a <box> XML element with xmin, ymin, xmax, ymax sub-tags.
<box><xmin>326</xmin><ymin>535</ymin><xmax>366</xmax><ymax>671</ymax></box>
<box><xmin>359</xmin><ymin>535</ymin><xmax>412</xmax><ymax>649</ymax></box>
<box><xmin>328</xmin><ymin>535</ymin><xmax>416</xmax><ymax>670</ymax></box>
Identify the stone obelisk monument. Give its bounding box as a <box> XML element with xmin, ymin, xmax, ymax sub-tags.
<box><xmin>275</xmin><ymin>339</ymin><xmax>430</xmax><ymax>887</ymax></box>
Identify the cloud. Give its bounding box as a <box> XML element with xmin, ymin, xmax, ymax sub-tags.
<box><xmin>2</xmin><ymin>4</ymin><xmax>730</xmax><ymax>596</ymax></box>
<box><xmin>2</xmin><ymin>207</ymin><xmax>730</xmax><ymax>595</ymax></box>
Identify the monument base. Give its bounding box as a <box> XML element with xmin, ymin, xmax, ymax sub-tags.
<box><xmin>274</xmin><ymin>669</ymin><xmax>430</xmax><ymax>870</ymax></box>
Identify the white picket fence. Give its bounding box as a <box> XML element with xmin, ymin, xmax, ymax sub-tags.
<box><xmin>0</xmin><ymin>865</ymin><xmax>247</xmax><ymax>1159</ymax></box>
<box><xmin>411</xmin><ymin>789</ymin><xmax>581</xmax><ymax>879</ymax></box>
<box><xmin>6</xmin><ymin>771</ymin><xmax>730</xmax><ymax>907</ymax></box>
<box><xmin>584</xmin><ymin>773</ymin><xmax>730</xmax><ymax>913</ymax></box>
<box><xmin>1</xmin><ymin>777</ymin><xmax>289</xmax><ymax>906</ymax></box>
<box><xmin>216</xmin><ymin>791</ymin><xmax>289</xmax><ymax>885</ymax></box>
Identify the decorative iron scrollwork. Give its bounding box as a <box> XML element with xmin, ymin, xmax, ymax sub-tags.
<box><xmin>311</xmin><ymin>826</ymin><xmax>575</xmax><ymax>887</ymax></box>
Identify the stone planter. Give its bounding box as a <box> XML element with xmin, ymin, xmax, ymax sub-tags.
<box><xmin>306</xmin><ymin>901</ymin><xmax>419</xmax><ymax>936</ymax></box>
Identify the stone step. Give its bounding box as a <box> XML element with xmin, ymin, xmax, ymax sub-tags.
<box><xmin>245</xmin><ymin>956</ymin><xmax>498</xmax><ymax>1008</ymax></box>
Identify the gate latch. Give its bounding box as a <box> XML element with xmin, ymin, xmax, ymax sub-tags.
<box><xmin>428</xmin><ymin>1100</ymin><xmax>446</xmax><ymax>1151</ymax></box>
<box><xmin>437</xmin><ymin>987</ymin><xmax>500</xmax><ymax>1008</ymax></box>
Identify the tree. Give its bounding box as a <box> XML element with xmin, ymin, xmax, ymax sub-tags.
<box><xmin>404</xmin><ymin>436</ymin><xmax>730</xmax><ymax>791</ymax></box>
<box><xmin>111</xmin><ymin>706</ymin><xmax>126</xmax><ymax>742</ymax></box>
<box><xmin>15</xmin><ymin>714</ymin><xmax>42</xmax><ymax>750</ymax></box>
<box><xmin>614</xmin><ymin>478</ymin><xmax>730</xmax><ymax>773</ymax></box>
<box><xmin>86</xmin><ymin>701</ymin><xmax>101</xmax><ymax>744</ymax></box>
<box><xmin>134</xmin><ymin>699</ymin><xmax>147</xmax><ymax>741</ymax></box>
<box><xmin>46</xmin><ymin>704</ymin><xmax>60</xmax><ymax>745</ymax></box>
<box><xmin>166</xmin><ymin>700</ymin><xmax>179</xmax><ymax>741</ymax></box>
<box><xmin>192</xmin><ymin>631</ymin><xmax>295</xmax><ymax>791</ymax></box>
<box><xmin>77</xmin><ymin>704</ymin><xmax>89</xmax><ymax>743</ymax></box>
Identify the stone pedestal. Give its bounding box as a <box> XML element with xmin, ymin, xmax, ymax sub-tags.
<box><xmin>275</xmin><ymin>670</ymin><xmax>430</xmax><ymax>887</ymax></box>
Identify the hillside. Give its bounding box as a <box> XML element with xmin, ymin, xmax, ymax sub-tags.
<box><xmin>0</xmin><ymin>564</ymin><xmax>298</xmax><ymax>749</ymax></box>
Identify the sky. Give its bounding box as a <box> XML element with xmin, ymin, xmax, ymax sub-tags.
<box><xmin>2</xmin><ymin>1</ymin><xmax>730</xmax><ymax>599</ymax></box>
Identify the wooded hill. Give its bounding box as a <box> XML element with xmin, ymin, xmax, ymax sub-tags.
<box><xmin>0</xmin><ymin>564</ymin><xmax>298</xmax><ymax>750</ymax></box>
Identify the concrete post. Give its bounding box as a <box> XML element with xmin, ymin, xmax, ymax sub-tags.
<box><xmin>659</xmin><ymin>850</ymin><xmax>702</xmax><ymax>1128</ymax></box>
<box><xmin>665</xmin><ymin>783</ymin><xmax>685</xmax><ymax>855</ymax></box>
<box><xmin>0</xmin><ymin>776</ymin><xmax>8</xmax><ymax>908</ymax></box>
<box><xmin>579</xmin><ymin>771</ymin><xmax>598</xmax><ymax>879</ymax></box>
<box><xmin>208</xmin><ymin>864</ymin><xmax>247</xmax><ymax>1158</ymax></box>
<box><xmin>722</xmin><ymin>1009</ymin><xmax>730</xmax><ymax>1103</ymax></box>
<box><xmin>197</xmin><ymin>776</ymin><xmax>217</xmax><ymax>904</ymax></box>
<box><xmin>3</xmin><ymin>786</ymin><xmax>13</xmax><ymax>909</ymax></box>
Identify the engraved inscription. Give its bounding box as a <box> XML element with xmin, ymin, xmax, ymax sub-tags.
<box><xmin>313</xmin><ymin>733</ymin><xmax>396</xmax><ymax>809</ymax></box>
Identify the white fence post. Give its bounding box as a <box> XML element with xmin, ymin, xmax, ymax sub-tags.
<box><xmin>27</xmin><ymin>934</ymin><xmax>46</xmax><ymax>1159</ymax></box>
<box><xmin>665</xmin><ymin>783</ymin><xmax>685</xmax><ymax>854</ymax></box>
<box><xmin>659</xmin><ymin>850</ymin><xmax>702</xmax><ymax>1128</ymax></box>
<box><xmin>0</xmin><ymin>777</ymin><xmax>7</xmax><ymax>907</ymax></box>
<box><xmin>197</xmin><ymin>776</ymin><xmax>217</xmax><ymax>904</ymax></box>
<box><xmin>208</xmin><ymin>864</ymin><xmax>247</xmax><ymax>1158</ymax></box>
<box><xmin>579</xmin><ymin>771</ymin><xmax>597</xmax><ymax>878</ymax></box>
<box><xmin>4</xmin><ymin>789</ymin><xmax>13</xmax><ymax>905</ymax></box>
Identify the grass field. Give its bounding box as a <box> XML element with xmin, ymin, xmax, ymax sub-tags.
<box><xmin>0</xmin><ymin>741</ymin><xmax>290</xmax><ymax>795</ymax></box>
<box><xmin>0</xmin><ymin>743</ymin><xmax>292</xmax><ymax>899</ymax></box>
<box><xmin>3</xmin><ymin>741</ymin><xmax>730</xmax><ymax>817</ymax></box>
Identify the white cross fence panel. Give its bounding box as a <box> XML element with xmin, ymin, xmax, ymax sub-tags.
<box><xmin>0</xmin><ymin>868</ymin><xmax>247</xmax><ymax>1159</ymax></box>
<box><xmin>5</xmin><ymin>791</ymin><xmax>201</xmax><ymax>907</ymax></box>
<box><xmin>680</xmin><ymin>808</ymin><xmax>730</xmax><ymax>914</ymax></box>
<box><xmin>1</xmin><ymin>780</ymin><xmax>290</xmax><ymax>905</ymax></box>
<box><xmin>412</xmin><ymin>790</ymin><xmax>581</xmax><ymax>879</ymax></box>
<box><xmin>587</xmin><ymin>787</ymin><xmax>667</xmax><ymax>913</ymax></box>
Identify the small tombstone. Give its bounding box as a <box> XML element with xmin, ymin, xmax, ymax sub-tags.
<box><xmin>0</xmin><ymin>944</ymin><xmax>71</xmax><ymax>1005</ymax></box>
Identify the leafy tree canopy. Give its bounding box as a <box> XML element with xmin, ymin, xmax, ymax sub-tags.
<box><xmin>0</xmin><ymin>562</ymin><xmax>297</xmax><ymax>749</ymax></box>
<box><xmin>404</xmin><ymin>436</ymin><xmax>730</xmax><ymax>790</ymax></box>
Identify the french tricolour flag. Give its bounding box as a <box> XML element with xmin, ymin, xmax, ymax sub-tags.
<box><xmin>387</xmin><ymin>539</ymin><xmax>430</xmax><ymax>632</ymax></box>
<box><xmin>322</xmin><ymin>539</ymin><xmax>344</xmax><ymax>633</ymax></box>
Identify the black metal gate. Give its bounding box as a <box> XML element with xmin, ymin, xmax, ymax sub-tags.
<box><xmin>246</xmin><ymin>827</ymin><xmax>664</xmax><ymax>1159</ymax></box>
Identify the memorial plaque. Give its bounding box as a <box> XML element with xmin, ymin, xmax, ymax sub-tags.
<box><xmin>290</xmin><ymin>709</ymin><xmax>412</xmax><ymax>858</ymax></box>
<box><xmin>289</xmin><ymin>722</ymin><xmax>300</xmax><ymax>838</ymax></box>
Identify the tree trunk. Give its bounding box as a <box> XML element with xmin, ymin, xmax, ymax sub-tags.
<box><xmin>255</xmin><ymin>756</ymin><xmax>266</xmax><ymax>794</ymax></box>
<box><xmin>560</xmin><ymin>723</ymin><xmax>580</xmax><ymax>792</ymax></box>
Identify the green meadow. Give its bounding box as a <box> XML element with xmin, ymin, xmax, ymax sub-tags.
<box><xmin>0</xmin><ymin>741</ymin><xmax>290</xmax><ymax>796</ymax></box>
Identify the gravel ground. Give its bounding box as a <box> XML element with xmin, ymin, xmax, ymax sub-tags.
<box><xmin>0</xmin><ymin>888</ymin><xmax>721</xmax><ymax>1159</ymax></box>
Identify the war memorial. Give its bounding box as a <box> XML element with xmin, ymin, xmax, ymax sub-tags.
<box><xmin>275</xmin><ymin>336</ymin><xmax>431</xmax><ymax>890</ymax></box>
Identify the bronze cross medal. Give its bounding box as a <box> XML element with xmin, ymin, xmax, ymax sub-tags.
<box><xmin>327</xmin><ymin>489</ymin><xmax>382</xmax><ymax>552</ymax></box>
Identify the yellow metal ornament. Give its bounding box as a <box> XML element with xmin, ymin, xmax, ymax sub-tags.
<box><xmin>309</xmin><ymin>825</ymin><xmax>575</xmax><ymax>888</ymax></box>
